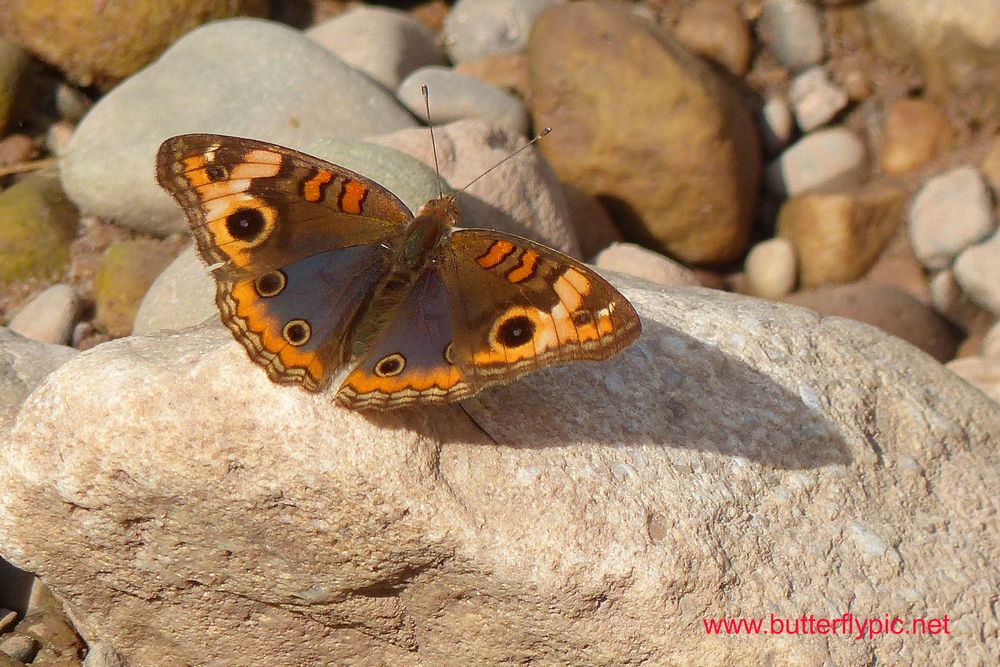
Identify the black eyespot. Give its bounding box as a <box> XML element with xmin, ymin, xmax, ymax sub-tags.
<box><xmin>283</xmin><ymin>319</ymin><xmax>310</xmax><ymax>346</ymax></box>
<box><xmin>375</xmin><ymin>353</ymin><xmax>406</xmax><ymax>377</ymax></box>
<box><xmin>226</xmin><ymin>208</ymin><xmax>265</xmax><ymax>241</ymax></box>
<box><xmin>205</xmin><ymin>164</ymin><xmax>227</xmax><ymax>181</ymax></box>
<box><xmin>255</xmin><ymin>270</ymin><xmax>286</xmax><ymax>297</ymax></box>
<box><xmin>496</xmin><ymin>315</ymin><xmax>535</xmax><ymax>348</ymax></box>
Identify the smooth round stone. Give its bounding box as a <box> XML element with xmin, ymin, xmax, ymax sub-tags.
<box><xmin>880</xmin><ymin>98</ymin><xmax>953</xmax><ymax>175</ymax></box>
<box><xmin>132</xmin><ymin>245</ymin><xmax>215</xmax><ymax>336</ymax></box>
<box><xmin>865</xmin><ymin>236</ymin><xmax>931</xmax><ymax>304</ymax></box>
<box><xmin>0</xmin><ymin>327</ymin><xmax>78</xmax><ymax>416</ymax></box>
<box><xmin>980</xmin><ymin>134</ymin><xmax>1000</xmax><ymax>194</ymax></box>
<box><xmin>443</xmin><ymin>0</ymin><xmax>561</xmax><ymax>64</ymax></box>
<box><xmin>60</xmin><ymin>19</ymin><xmax>417</xmax><ymax>237</ymax></box>
<box><xmin>673</xmin><ymin>0</ymin><xmax>752</xmax><ymax>76</ymax></box>
<box><xmin>0</xmin><ymin>36</ymin><xmax>29</xmax><ymax>129</ymax></box>
<box><xmin>946</xmin><ymin>357</ymin><xmax>1000</xmax><ymax>404</ymax></box>
<box><xmin>777</xmin><ymin>185</ymin><xmax>904</xmax><ymax>287</ymax></box>
<box><xmin>0</xmin><ymin>172</ymin><xmax>78</xmax><ymax>285</ymax></box>
<box><xmin>8</xmin><ymin>284</ymin><xmax>81</xmax><ymax>346</ymax></box>
<box><xmin>782</xmin><ymin>282</ymin><xmax>961</xmax><ymax>362</ymax></box>
<box><xmin>765</xmin><ymin>127</ymin><xmax>867</xmax><ymax>197</ymax></box>
<box><xmin>955</xmin><ymin>231</ymin><xmax>1000</xmax><ymax>317</ymax></box>
<box><xmin>789</xmin><ymin>66</ymin><xmax>848</xmax><ymax>132</ymax></box>
<box><xmin>93</xmin><ymin>240</ymin><xmax>179</xmax><ymax>337</ymax></box>
<box><xmin>398</xmin><ymin>66</ymin><xmax>529</xmax><ymax>136</ymax></box>
<box><xmin>744</xmin><ymin>238</ymin><xmax>797</xmax><ymax>299</ymax></box>
<box><xmin>592</xmin><ymin>242</ymin><xmax>699</xmax><ymax>287</ymax></box>
<box><xmin>454</xmin><ymin>53</ymin><xmax>530</xmax><ymax>100</ymax></box>
<box><xmin>759</xmin><ymin>95</ymin><xmax>794</xmax><ymax>156</ymax></box>
<box><xmin>562</xmin><ymin>183</ymin><xmax>622</xmax><ymax>260</ymax></box>
<box><xmin>982</xmin><ymin>321</ymin><xmax>1000</xmax><ymax>358</ymax></box>
<box><xmin>758</xmin><ymin>0</ymin><xmax>824</xmax><ymax>71</ymax></box>
<box><xmin>529</xmin><ymin>3</ymin><xmax>760</xmax><ymax>264</ymax></box>
<box><xmin>306</xmin><ymin>6</ymin><xmax>446</xmax><ymax>90</ymax></box>
<box><xmin>929</xmin><ymin>269</ymin><xmax>988</xmax><ymax>331</ymax></box>
<box><xmin>908</xmin><ymin>166</ymin><xmax>995</xmax><ymax>271</ymax></box>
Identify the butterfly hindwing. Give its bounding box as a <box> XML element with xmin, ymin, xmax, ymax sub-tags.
<box><xmin>336</xmin><ymin>266</ymin><xmax>474</xmax><ymax>409</ymax></box>
<box><xmin>440</xmin><ymin>229</ymin><xmax>642</xmax><ymax>389</ymax></box>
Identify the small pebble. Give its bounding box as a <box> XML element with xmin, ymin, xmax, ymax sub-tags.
<box><xmin>744</xmin><ymin>238</ymin><xmax>797</xmax><ymax>298</ymax></box>
<box><xmin>929</xmin><ymin>270</ymin><xmax>988</xmax><ymax>331</ymax></box>
<box><xmin>980</xmin><ymin>134</ymin><xmax>1000</xmax><ymax>194</ymax></box>
<box><xmin>593</xmin><ymin>242</ymin><xmax>700</xmax><ymax>287</ymax></box>
<box><xmin>398</xmin><ymin>66</ymin><xmax>528</xmax><ymax>135</ymax></box>
<box><xmin>0</xmin><ymin>608</ymin><xmax>16</xmax><ymax>633</ymax></box>
<box><xmin>789</xmin><ymin>66</ymin><xmax>849</xmax><ymax>131</ymax></box>
<box><xmin>842</xmin><ymin>70</ymin><xmax>870</xmax><ymax>101</ymax></box>
<box><xmin>54</xmin><ymin>83</ymin><xmax>91</xmax><ymax>123</ymax></box>
<box><xmin>306</xmin><ymin>6</ymin><xmax>446</xmax><ymax>90</ymax></box>
<box><xmin>8</xmin><ymin>284</ymin><xmax>81</xmax><ymax>345</ymax></box>
<box><xmin>758</xmin><ymin>0</ymin><xmax>824</xmax><ymax>71</ymax></box>
<box><xmin>674</xmin><ymin>0</ymin><xmax>752</xmax><ymax>76</ymax></box>
<box><xmin>759</xmin><ymin>95</ymin><xmax>794</xmax><ymax>155</ymax></box>
<box><xmin>454</xmin><ymin>53</ymin><xmax>530</xmax><ymax>99</ymax></box>
<box><xmin>880</xmin><ymin>98</ymin><xmax>953</xmax><ymax>175</ymax></box>
<box><xmin>765</xmin><ymin>127</ymin><xmax>868</xmax><ymax>196</ymax></box>
<box><xmin>0</xmin><ymin>133</ymin><xmax>34</xmax><ymax>166</ymax></box>
<box><xmin>45</xmin><ymin>121</ymin><xmax>75</xmax><ymax>157</ymax></box>
<box><xmin>908</xmin><ymin>166</ymin><xmax>995</xmax><ymax>271</ymax></box>
<box><xmin>955</xmin><ymin>230</ymin><xmax>1000</xmax><ymax>317</ymax></box>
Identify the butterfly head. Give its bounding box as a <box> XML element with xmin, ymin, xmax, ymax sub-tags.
<box><xmin>415</xmin><ymin>193</ymin><xmax>460</xmax><ymax>229</ymax></box>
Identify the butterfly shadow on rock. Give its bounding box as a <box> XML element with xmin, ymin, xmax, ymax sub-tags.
<box><xmin>364</xmin><ymin>318</ymin><xmax>854</xmax><ymax>472</ymax></box>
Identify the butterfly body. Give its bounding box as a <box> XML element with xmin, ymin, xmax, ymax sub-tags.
<box><xmin>156</xmin><ymin>134</ymin><xmax>641</xmax><ymax>410</ymax></box>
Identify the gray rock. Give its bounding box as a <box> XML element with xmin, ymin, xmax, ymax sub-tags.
<box><xmin>789</xmin><ymin>66</ymin><xmax>848</xmax><ymax>131</ymax></box>
<box><xmin>399</xmin><ymin>66</ymin><xmax>529</xmax><ymax>136</ymax></box>
<box><xmin>593</xmin><ymin>242</ymin><xmax>699</xmax><ymax>287</ymax></box>
<box><xmin>1</xmin><ymin>283</ymin><xmax>998</xmax><ymax>665</ymax></box>
<box><xmin>60</xmin><ymin>19</ymin><xmax>417</xmax><ymax>237</ymax></box>
<box><xmin>443</xmin><ymin>0</ymin><xmax>561</xmax><ymax>63</ymax></box>
<box><xmin>908</xmin><ymin>166</ymin><xmax>996</xmax><ymax>271</ymax></box>
<box><xmin>0</xmin><ymin>328</ymin><xmax>78</xmax><ymax>425</ymax></box>
<box><xmin>765</xmin><ymin>127</ymin><xmax>867</xmax><ymax>196</ymax></box>
<box><xmin>758</xmin><ymin>0</ymin><xmax>824</xmax><ymax>71</ymax></box>
<box><xmin>306</xmin><ymin>6</ymin><xmax>446</xmax><ymax>90</ymax></box>
<box><xmin>8</xmin><ymin>284</ymin><xmax>81</xmax><ymax>345</ymax></box>
<box><xmin>955</xmin><ymin>231</ymin><xmax>1000</xmax><ymax>316</ymax></box>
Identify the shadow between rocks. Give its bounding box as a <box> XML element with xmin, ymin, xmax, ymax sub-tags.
<box><xmin>363</xmin><ymin>318</ymin><xmax>852</xmax><ymax>471</ymax></box>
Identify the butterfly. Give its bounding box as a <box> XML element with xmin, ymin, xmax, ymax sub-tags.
<box><xmin>155</xmin><ymin>134</ymin><xmax>641</xmax><ymax>410</ymax></box>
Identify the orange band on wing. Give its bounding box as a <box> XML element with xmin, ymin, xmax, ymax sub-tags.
<box><xmin>477</xmin><ymin>240</ymin><xmax>515</xmax><ymax>269</ymax></box>
<box><xmin>302</xmin><ymin>170</ymin><xmax>333</xmax><ymax>203</ymax></box>
<box><xmin>506</xmin><ymin>250</ymin><xmax>539</xmax><ymax>283</ymax></box>
<box><xmin>338</xmin><ymin>180</ymin><xmax>368</xmax><ymax>214</ymax></box>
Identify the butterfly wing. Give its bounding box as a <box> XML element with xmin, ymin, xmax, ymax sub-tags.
<box><xmin>336</xmin><ymin>266</ymin><xmax>474</xmax><ymax>409</ymax></box>
<box><xmin>440</xmin><ymin>229</ymin><xmax>642</xmax><ymax>390</ymax></box>
<box><xmin>156</xmin><ymin>134</ymin><xmax>413</xmax><ymax>390</ymax></box>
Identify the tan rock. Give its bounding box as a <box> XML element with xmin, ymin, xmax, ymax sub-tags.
<box><xmin>0</xmin><ymin>0</ymin><xmax>267</xmax><ymax>89</ymax></box>
<box><xmin>1</xmin><ymin>281</ymin><xmax>997</xmax><ymax>664</ymax></box>
<box><xmin>879</xmin><ymin>98</ymin><xmax>953</xmax><ymax>175</ymax></box>
<box><xmin>744</xmin><ymin>238</ymin><xmax>797</xmax><ymax>299</ymax></box>
<box><xmin>559</xmin><ymin>184</ymin><xmax>620</xmax><ymax>259</ymax></box>
<box><xmin>947</xmin><ymin>356</ymin><xmax>1000</xmax><ymax>404</ymax></box>
<box><xmin>929</xmin><ymin>269</ymin><xmax>992</xmax><ymax>332</ymax></box>
<box><xmin>777</xmin><ymin>185</ymin><xmax>905</xmax><ymax>287</ymax></box>
<box><xmin>0</xmin><ymin>171</ymin><xmax>78</xmax><ymax>286</ymax></box>
<box><xmin>593</xmin><ymin>242</ymin><xmax>699</xmax><ymax>287</ymax></box>
<box><xmin>983</xmin><ymin>321</ymin><xmax>1000</xmax><ymax>358</ymax></box>
<box><xmin>981</xmin><ymin>134</ymin><xmax>1000</xmax><ymax>195</ymax></box>
<box><xmin>529</xmin><ymin>3</ymin><xmax>760</xmax><ymax>264</ymax></box>
<box><xmin>782</xmin><ymin>281</ymin><xmax>960</xmax><ymax>362</ymax></box>
<box><xmin>864</xmin><ymin>233</ymin><xmax>931</xmax><ymax>304</ymax></box>
<box><xmin>673</xmin><ymin>0</ymin><xmax>752</xmax><ymax>76</ymax></box>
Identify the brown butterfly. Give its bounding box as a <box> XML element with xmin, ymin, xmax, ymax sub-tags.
<box><xmin>155</xmin><ymin>134</ymin><xmax>641</xmax><ymax>410</ymax></box>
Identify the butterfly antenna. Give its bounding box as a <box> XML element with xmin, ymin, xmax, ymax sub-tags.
<box><xmin>421</xmin><ymin>84</ymin><xmax>445</xmax><ymax>199</ymax></box>
<box><xmin>458</xmin><ymin>127</ymin><xmax>551</xmax><ymax>194</ymax></box>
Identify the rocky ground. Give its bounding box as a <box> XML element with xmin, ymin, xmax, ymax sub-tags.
<box><xmin>0</xmin><ymin>0</ymin><xmax>998</xmax><ymax>665</ymax></box>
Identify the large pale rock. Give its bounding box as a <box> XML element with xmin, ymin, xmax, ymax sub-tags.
<box><xmin>528</xmin><ymin>3</ymin><xmax>760</xmax><ymax>264</ymax></box>
<box><xmin>60</xmin><ymin>19</ymin><xmax>416</xmax><ymax>236</ymax></box>
<box><xmin>1</xmin><ymin>282</ymin><xmax>998</xmax><ymax>665</ymax></box>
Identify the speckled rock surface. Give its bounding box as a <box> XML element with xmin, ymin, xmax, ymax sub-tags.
<box><xmin>1</xmin><ymin>282</ymin><xmax>997</xmax><ymax>665</ymax></box>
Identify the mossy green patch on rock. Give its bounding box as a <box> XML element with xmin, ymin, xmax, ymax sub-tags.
<box><xmin>0</xmin><ymin>171</ymin><xmax>79</xmax><ymax>285</ymax></box>
<box><xmin>93</xmin><ymin>239</ymin><xmax>178</xmax><ymax>337</ymax></box>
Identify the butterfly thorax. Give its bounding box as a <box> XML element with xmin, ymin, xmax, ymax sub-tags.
<box><xmin>346</xmin><ymin>196</ymin><xmax>459</xmax><ymax>361</ymax></box>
